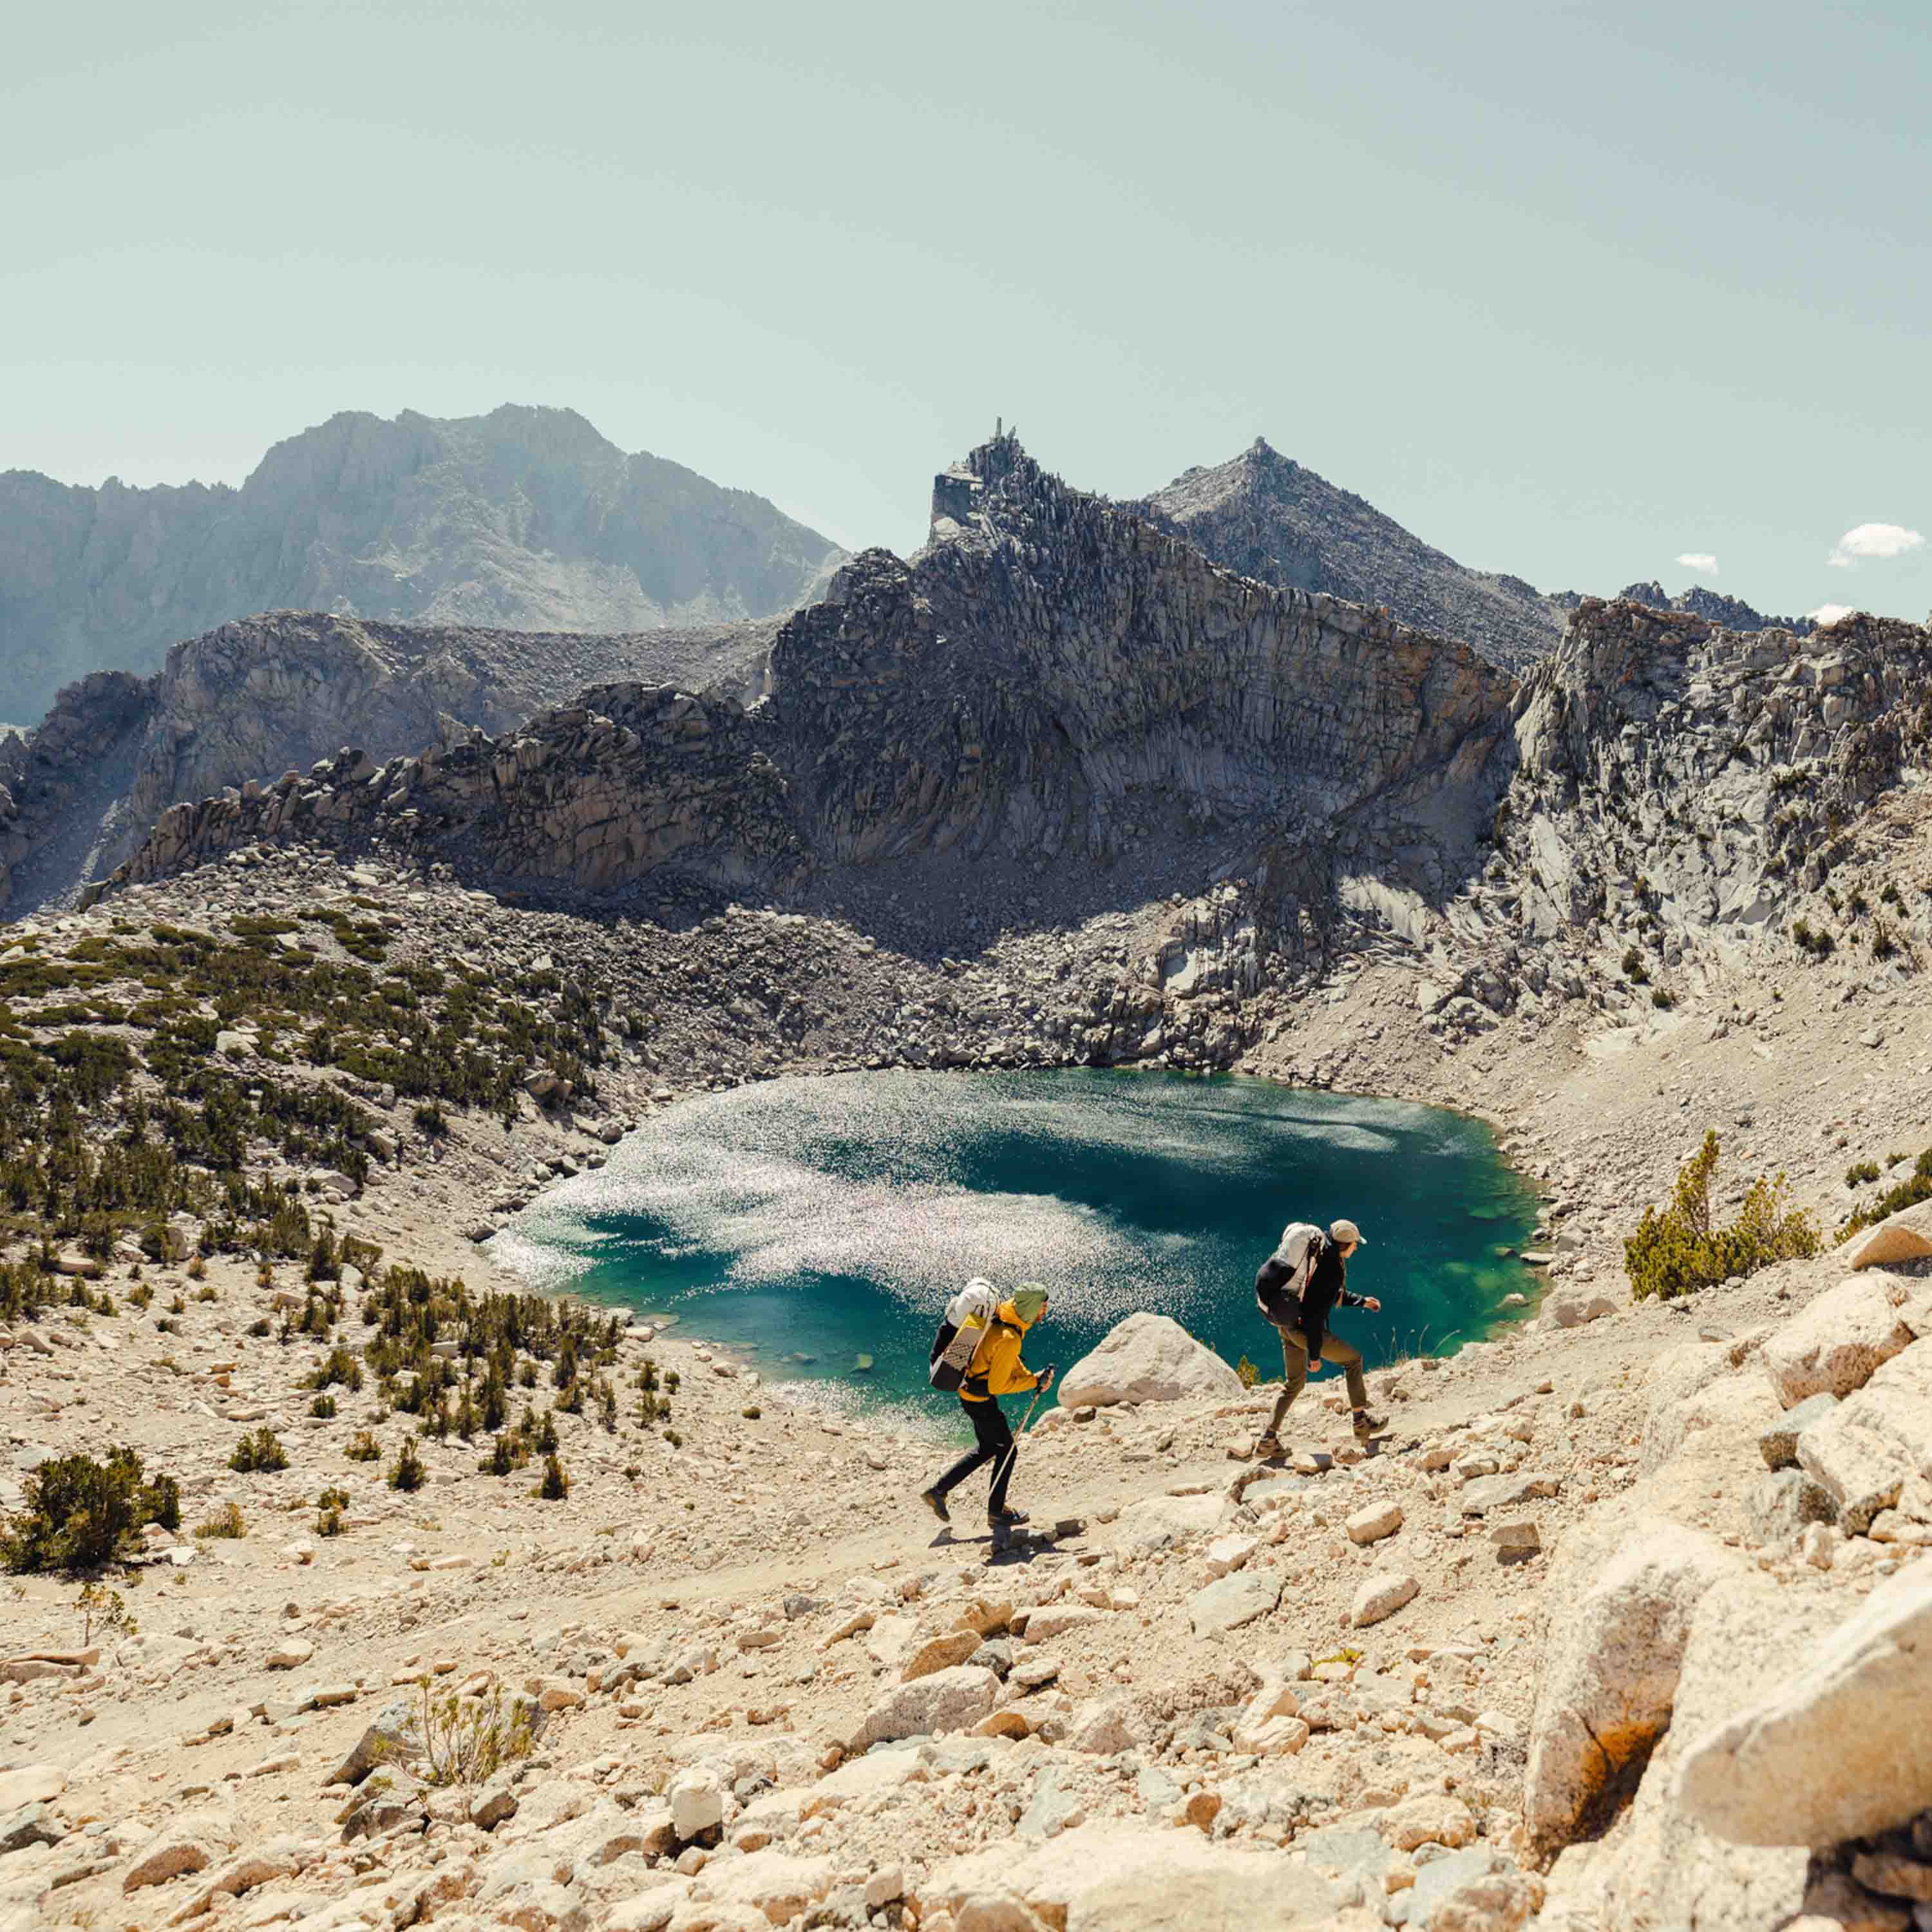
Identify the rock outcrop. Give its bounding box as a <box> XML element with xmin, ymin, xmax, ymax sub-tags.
<box><xmin>0</xmin><ymin>402</ymin><xmax>844</xmax><ymax>719</ymax></box>
<box><xmin>1</xmin><ymin>609</ymin><xmax>779</xmax><ymax>914</ymax></box>
<box><xmin>1618</xmin><ymin>579</ymin><xmax>1815</xmax><ymax>638</ymax></box>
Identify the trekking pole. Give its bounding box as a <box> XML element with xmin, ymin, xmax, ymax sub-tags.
<box><xmin>990</xmin><ymin>1364</ymin><xmax>1055</xmax><ymax>1510</ymax></box>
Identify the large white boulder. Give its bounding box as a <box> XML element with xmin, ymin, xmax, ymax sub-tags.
<box><xmin>1676</xmin><ymin>1554</ymin><xmax>1932</xmax><ymax>1847</ymax></box>
<box><xmin>1760</xmin><ymin>1276</ymin><xmax>1915</xmax><ymax>1408</ymax></box>
<box><xmin>1057</xmin><ymin>1312</ymin><xmax>1244</xmax><ymax>1408</ymax></box>
<box><xmin>920</xmin><ymin>1817</ymin><xmax>1340</xmax><ymax>1929</ymax></box>
<box><xmin>1524</xmin><ymin>1517</ymin><xmax>1736</xmax><ymax>1851</ymax></box>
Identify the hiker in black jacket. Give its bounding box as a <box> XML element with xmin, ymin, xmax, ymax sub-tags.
<box><xmin>1252</xmin><ymin>1217</ymin><xmax>1387</xmax><ymax>1458</ymax></box>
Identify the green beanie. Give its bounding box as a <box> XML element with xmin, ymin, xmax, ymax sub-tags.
<box><xmin>1010</xmin><ymin>1283</ymin><xmax>1050</xmax><ymax>1323</ymax></box>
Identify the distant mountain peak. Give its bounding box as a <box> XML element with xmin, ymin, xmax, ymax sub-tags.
<box><xmin>1127</xmin><ymin>442</ymin><xmax>1562</xmax><ymax>671</ymax></box>
<box><xmin>0</xmin><ymin>406</ymin><xmax>846</xmax><ymax>717</ymax></box>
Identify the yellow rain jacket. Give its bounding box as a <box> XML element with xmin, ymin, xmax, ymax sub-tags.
<box><xmin>960</xmin><ymin>1300</ymin><xmax>1039</xmax><ymax>1403</ymax></box>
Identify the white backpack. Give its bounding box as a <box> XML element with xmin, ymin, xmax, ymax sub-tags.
<box><xmin>929</xmin><ymin>1280</ymin><xmax>998</xmax><ymax>1392</ymax></box>
<box><xmin>1258</xmin><ymin>1223</ymin><xmax>1324</xmax><ymax>1316</ymax></box>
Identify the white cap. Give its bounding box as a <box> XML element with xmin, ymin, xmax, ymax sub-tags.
<box><xmin>1329</xmin><ymin>1218</ymin><xmax>1366</xmax><ymax>1247</ymax></box>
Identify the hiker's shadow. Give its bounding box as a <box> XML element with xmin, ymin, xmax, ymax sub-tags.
<box><xmin>929</xmin><ymin>1528</ymin><xmax>1058</xmax><ymax>1568</ymax></box>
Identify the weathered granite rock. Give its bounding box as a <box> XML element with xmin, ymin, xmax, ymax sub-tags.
<box><xmin>1189</xmin><ymin>1569</ymin><xmax>1283</xmax><ymax>1639</ymax></box>
<box><xmin>1350</xmin><ymin>1568</ymin><xmax>1420</xmax><ymax>1628</ymax></box>
<box><xmin>922</xmin><ymin>1817</ymin><xmax>1341</xmax><ymax>1929</ymax></box>
<box><xmin>1747</xmin><ymin>1468</ymin><xmax>1840</xmax><ymax>1541</ymax></box>
<box><xmin>1537</xmin><ymin>1567</ymin><xmax>1821</xmax><ymax>1932</ymax></box>
<box><xmin>1759</xmin><ymin>1392</ymin><xmax>1839</xmax><ymax>1470</ymax></box>
<box><xmin>1524</xmin><ymin>1518</ymin><xmax>1735</xmax><ymax>1850</ymax></box>
<box><xmin>851</xmin><ymin>1665</ymin><xmax>998</xmax><ymax>1749</ymax></box>
<box><xmin>1763</xmin><ymin>1277</ymin><xmax>1917</xmax><ymax>1408</ymax></box>
<box><xmin>1676</xmin><ymin>1555</ymin><xmax>1932</xmax><ymax>1846</ymax></box>
<box><xmin>1461</xmin><ymin>1471</ymin><xmax>1562</xmax><ymax>1515</ymax></box>
<box><xmin>1847</xmin><ymin>1202</ymin><xmax>1932</xmax><ymax>1271</ymax></box>
<box><xmin>1796</xmin><ymin>1343</ymin><xmax>1932</xmax><ymax>1535</ymax></box>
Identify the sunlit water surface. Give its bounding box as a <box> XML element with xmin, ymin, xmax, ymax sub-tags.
<box><xmin>493</xmin><ymin>1070</ymin><xmax>1541</xmax><ymax>1439</ymax></box>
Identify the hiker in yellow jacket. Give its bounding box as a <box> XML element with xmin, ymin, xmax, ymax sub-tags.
<box><xmin>920</xmin><ymin>1284</ymin><xmax>1056</xmax><ymax>1529</ymax></box>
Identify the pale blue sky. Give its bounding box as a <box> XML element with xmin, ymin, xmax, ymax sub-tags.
<box><xmin>6</xmin><ymin>1</ymin><xmax>1927</xmax><ymax>623</ymax></box>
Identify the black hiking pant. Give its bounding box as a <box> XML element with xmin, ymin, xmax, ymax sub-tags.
<box><xmin>931</xmin><ymin>1397</ymin><xmax>1016</xmax><ymax>1514</ymax></box>
<box><xmin>1265</xmin><ymin>1325</ymin><xmax>1368</xmax><ymax>1437</ymax></box>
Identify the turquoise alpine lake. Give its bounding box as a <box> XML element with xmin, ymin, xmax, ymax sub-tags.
<box><xmin>495</xmin><ymin>1069</ymin><xmax>1542</xmax><ymax>1434</ymax></box>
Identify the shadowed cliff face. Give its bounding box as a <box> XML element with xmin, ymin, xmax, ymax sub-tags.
<box><xmin>100</xmin><ymin>436</ymin><xmax>1521</xmax><ymax>921</ymax></box>
<box><xmin>771</xmin><ymin>437</ymin><xmax>1519</xmax><ymax>867</ymax></box>
<box><xmin>0</xmin><ymin>403</ymin><xmax>845</xmax><ymax>717</ymax></box>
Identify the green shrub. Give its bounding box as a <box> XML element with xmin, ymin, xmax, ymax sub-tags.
<box><xmin>194</xmin><ymin>1502</ymin><xmax>246</xmax><ymax>1539</ymax></box>
<box><xmin>1625</xmin><ymin>1131</ymin><xmax>1821</xmax><ymax>1301</ymax></box>
<box><xmin>389</xmin><ymin>1441</ymin><xmax>425</xmax><ymax>1492</ymax></box>
<box><xmin>1</xmin><ymin>1447</ymin><xmax>180</xmax><ymax>1575</ymax></box>
<box><xmin>307</xmin><ymin>1345</ymin><xmax>364</xmax><ymax>1392</ymax></box>
<box><xmin>1839</xmin><ymin>1146</ymin><xmax>1932</xmax><ymax>1240</ymax></box>
<box><xmin>408</xmin><ymin>1676</ymin><xmax>535</xmax><ymax>1787</ymax></box>
<box><xmin>229</xmin><ymin>1427</ymin><xmax>289</xmax><ymax>1474</ymax></box>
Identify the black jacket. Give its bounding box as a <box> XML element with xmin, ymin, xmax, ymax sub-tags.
<box><xmin>1256</xmin><ymin>1236</ymin><xmax>1368</xmax><ymax>1358</ymax></box>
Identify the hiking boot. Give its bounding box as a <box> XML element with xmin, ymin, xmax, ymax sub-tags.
<box><xmin>988</xmin><ymin>1506</ymin><xmax>1029</xmax><ymax>1528</ymax></box>
<box><xmin>1351</xmin><ymin>1408</ymin><xmax>1388</xmax><ymax>1437</ymax></box>
<box><xmin>920</xmin><ymin>1488</ymin><xmax>950</xmax><ymax>1524</ymax></box>
<box><xmin>1252</xmin><ymin>1434</ymin><xmax>1283</xmax><ymax>1461</ymax></box>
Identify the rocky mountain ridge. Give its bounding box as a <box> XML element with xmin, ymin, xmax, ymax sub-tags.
<box><xmin>1618</xmin><ymin>578</ymin><xmax>1816</xmax><ymax>637</ymax></box>
<box><xmin>0</xmin><ymin>404</ymin><xmax>844</xmax><ymax>717</ymax></box>
<box><xmin>0</xmin><ymin>609</ymin><xmax>782</xmax><ymax>917</ymax></box>
<box><xmin>100</xmin><ymin>434</ymin><xmax>1518</xmax><ymax>932</ymax></box>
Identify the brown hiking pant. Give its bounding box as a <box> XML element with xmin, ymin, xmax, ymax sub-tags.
<box><xmin>1265</xmin><ymin>1325</ymin><xmax>1367</xmax><ymax>1437</ymax></box>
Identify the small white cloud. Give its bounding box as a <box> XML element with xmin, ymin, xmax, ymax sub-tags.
<box><xmin>1807</xmin><ymin>603</ymin><xmax>1855</xmax><ymax>627</ymax></box>
<box><xmin>1828</xmin><ymin>522</ymin><xmax>1925</xmax><ymax>568</ymax></box>
<box><xmin>1676</xmin><ymin>552</ymin><xmax>1719</xmax><ymax>575</ymax></box>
